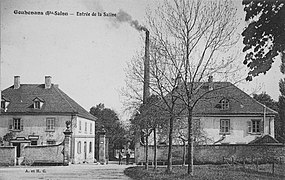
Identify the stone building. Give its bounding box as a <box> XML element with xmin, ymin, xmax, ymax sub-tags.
<box><xmin>0</xmin><ymin>76</ymin><xmax>97</xmax><ymax>164</ymax></box>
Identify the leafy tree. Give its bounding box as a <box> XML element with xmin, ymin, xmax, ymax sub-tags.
<box><xmin>252</xmin><ymin>92</ymin><xmax>285</xmax><ymax>142</ymax></box>
<box><xmin>252</xmin><ymin>92</ymin><xmax>278</xmax><ymax>111</ymax></box>
<box><xmin>2</xmin><ymin>132</ymin><xmax>15</xmax><ymax>146</ymax></box>
<box><xmin>130</xmin><ymin>95</ymin><xmax>167</xmax><ymax>170</ymax></box>
<box><xmin>90</xmin><ymin>104</ymin><xmax>127</xmax><ymax>160</ymax></box>
<box><xmin>242</xmin><ymin>0</ymin><xmax>285</xmax><ymax>81</ymax></box>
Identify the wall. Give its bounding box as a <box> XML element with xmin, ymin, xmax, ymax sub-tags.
<box><xmin>0</xmin><ymin>146</ymin><xmax>16</xmax><ymax>166</ymax></box>
<box><xmin>198</xmin><ymin>116</ymin><xmax>274</xmax><ymax>144</ymax></box>
<box><xmin>147</xmin><ymin>115</ymin><xmax>275</xmax><ymax>146</ymax></box>
<box><xmin>0</xmin><ymin>114</ymin><xmax>71</xmax><ymax>145</ymax></box>
<box><xmin>22</xmin><ymin>143</ymin><xmax>64</xmax><ymax>164</ymax></box>
<box><xmin>72</xmin><ymin>117</ymin><xmax>95</xmax><ymax>164</ymax></box>
<box><xmin>136</xmin><ymin>144</ymin><xmax>285</xmax><ymax>164</ymax></box>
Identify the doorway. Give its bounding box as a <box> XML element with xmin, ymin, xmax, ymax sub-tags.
<box><xmin>12</xmin><ymin>143</ymin><xmax>21</xmax><ymax>157</ymax></box>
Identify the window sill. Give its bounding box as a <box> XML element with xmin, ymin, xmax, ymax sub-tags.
<box><xmin>45</xmin><ymin>130</ymin><xmax>55</xmax><ymax>132</ymax></box>
<box><xmin>248</xmin><ymin>132</ymin><xmax>262</xmax><ymax>135</ymax></box>
<box><xmin>219</xmin><ymin>132</ymin><xmax>230</xmax><ymax>135</ymax></box>
<box><xmin>10</xmin><ymin>129</ymin><xmax>21</xmax><ymax>132</ymax></box>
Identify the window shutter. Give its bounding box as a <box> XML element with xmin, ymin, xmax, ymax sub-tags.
<box><xmin>46</xmin><ymin>118</ymin><xmax>48</xmax><ymax>130</ymax></box>
<box><xmin>20</xmin><ymin>119</ymin><xmax>23</xmax><ymax>131</ymax></box>
<box><xmin>54</xmin><ymin>118</ymin><xmax>58</xmax><ymax>128</ymax></box>
<box><xmin>8</xmin><ymin>119</ymin><xmax>13</xmax><ymax>130</ymax></box>
<box><xmin>260</xmin><ymin>120</ymin><xmax>264</xmax><ymax>133</ymax></box>
<box><xmin>247</xmin><ymin>121</ymin><xmax>252</xmax><ymax>133</ymax></box>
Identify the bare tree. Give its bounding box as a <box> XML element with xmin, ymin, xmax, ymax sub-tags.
<box><xmin>122</xmin><ymin>0</ymin><xmax>241</xmax><ymax>175</ymax></box>
<box><xmin>144</xmin><ymin>0</ymin><xmax>240</xmax><ymax>175</ymax></box>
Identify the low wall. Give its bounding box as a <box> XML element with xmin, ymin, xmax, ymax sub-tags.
<box><xmin>136</xmin><ymin>144</ymin><xmax>285</xmax><ymax>164</ymax></box>
<box><xmin>0</xmin><ymin>146</ymin><xmax>16</xmax><ymax>166</ymax></box>
<box><xmin>22</xmin><ymin>143</ymin><xmax>64</xmax><ymax>164</ymax></box>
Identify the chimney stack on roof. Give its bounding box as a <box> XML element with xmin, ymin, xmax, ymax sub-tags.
<box><xmin>45</xmin><ymin>76</ymin><xmax>52</xmax><ymax>89</ymax></box>
<box><xmin>14</xmin><ymin>76</ymin><xmax>20</xmax><ymax>89</ymax></box>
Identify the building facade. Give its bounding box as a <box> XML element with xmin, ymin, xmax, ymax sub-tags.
<box><xmin>0</xmin><ymin>76</ymin><xmax>97</xmax><ymax>164</ymax></box>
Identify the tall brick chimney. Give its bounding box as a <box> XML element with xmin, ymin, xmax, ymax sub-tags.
<box><xmin>14</xmin><ymin>76</ymin><xmax>20</xmax><ymax>89</ymax></box>
<box><xmin>45</xmin><ymin>76</ymin><xmax>52</xmax><ymax>89</ymax></box>
<box><xmin>143</xmin><ymin>30</ymin><xmax>150</xmax><ymax>104</ymax></box>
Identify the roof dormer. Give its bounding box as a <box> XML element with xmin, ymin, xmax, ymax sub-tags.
<box><xmin>33</xmin><ymin>97</ymin><xmax>44</xmax><ymax>109</ymax></box>
<box><xmin>1</xmin><ymin>96</ymin><xmax>10</xmax><ymax>112</ymax></box>
<box><xmin>219</xmin><ymin>98</ymin><xmax>230</xmax><ymax>110</ymax></box>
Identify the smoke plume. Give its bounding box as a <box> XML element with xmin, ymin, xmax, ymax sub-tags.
<box><xmin>116</xmin><ymin>9</ymin><xmax>147</xmax><ymax>31</ymax></box>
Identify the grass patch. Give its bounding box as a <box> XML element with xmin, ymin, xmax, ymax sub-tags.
<box><xmin>124</xmin><ymin>165</ymin><xmax>285</xmax><ymax>180</ymax></box>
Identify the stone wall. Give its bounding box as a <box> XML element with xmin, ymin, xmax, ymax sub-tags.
<box><xmin>136</xmin><ymin>144</ymin><xmax>285</xmax><ymax>164</ymax></box>
<box><xmin>22</xmin><ymin>143</ymin><xmax>64</xmax><ymax>164</ymax></box>
<box><xmin>0</xmin><ymin>146</ymin><xmax>16</xmax><ymax>166</ymax></box>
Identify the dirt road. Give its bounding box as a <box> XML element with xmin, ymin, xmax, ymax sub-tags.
<box><xmin>0</xmin><ymin>163</ymin><xmax>133</xmax><ymax>180</ymax></box>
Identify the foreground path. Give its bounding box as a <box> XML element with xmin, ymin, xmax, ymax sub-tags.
<box><xmin>0</xmin><ymin>163</ymin><xmax>133</xmax><ymax>180</ymax></box>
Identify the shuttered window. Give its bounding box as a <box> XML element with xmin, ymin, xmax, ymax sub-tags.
<box><xmin>220</xmin><ymin>119</ymin><xmax>230</xmax><ymax>134</ymax></box>
<box><xmin>248</xmin><ymin>119</ymin><xmax>262</xmax><ymax>134</ymax></box>
<box><xmin>8</xmin><ymin>118</ymin><xmax>23</xmax><ymax>131</ymax></box>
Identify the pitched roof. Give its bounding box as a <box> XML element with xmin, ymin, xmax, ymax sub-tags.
<box><xmin>170</xmin><ymin>82</ymin><xmax>277</xmax><ymax>116</ymax></box>
<box><xmin>1</xmin><ymin>84</ymin><xmax>96</xmax><ymax>121</ymax></box>
<box><xmin>248</xmin><ymin>134</ymin><xmax>280</xmax><ymax>144</ymax></box>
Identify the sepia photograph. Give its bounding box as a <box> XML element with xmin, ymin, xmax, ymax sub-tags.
<box><xmin>0</xmin><ymin>0</ymin><xmax>284</xmax><ymax>179</ymax></box>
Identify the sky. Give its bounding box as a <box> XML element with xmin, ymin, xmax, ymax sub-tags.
<box><xmin>1</xmin><ymin>0</ymin><xmax>284</xmax><ymax>121</ymax></box>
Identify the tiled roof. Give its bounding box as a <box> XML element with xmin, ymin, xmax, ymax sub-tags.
<box><xmin>1</xmin><ymin>84</ymin><xmax>96</xmax><ymax>121</ymax></box>
<box><xmin>175</xmin><ymin>82</ymin><xmax>277</xmax><ymax>116</ymax></box>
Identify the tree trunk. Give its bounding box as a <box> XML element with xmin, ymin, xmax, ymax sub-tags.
<box><xmin>182</xmin><ymin>140</ymin><xmax>186</xmax><ymax>166</ymax></box>
<box><xmin>166</xmin><ymin>116</ymin><xmax>174</xmax><ymax>173</ymax></box>
<box><xmin>187</xmin><ymin>109</ymin><xmax>194</xmax><ymax>175</ymax></box>
<box><xmin>145</xmin><ymin>131</ymin><xmax>149</xmax><ymax>170</ymax></box>
<box><xmin>154</xmin><ymin>125</ymin><xmax>157</xmax><ymax>170</ymax></box>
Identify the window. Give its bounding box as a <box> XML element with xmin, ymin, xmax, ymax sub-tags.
<box><xmin>85</xmin><ymin>122</ymin><xmax>87</xmax><ymax>133</ymax></box>
<box><xmin>79</xmin><ymin>121</ymin><xmax>82</xmax><ymax>131</ymax></box>
<box><xmin>220</xmin><ymin>119</ymin><xmax>230</xmax><ymax>134</ymax></box>
<box><xmin>219</xmin><ymin>99</ymin><xmax>229</xmax><ymax>110</ymax></box>
<box><xmin>46</xmin><ymin>118</ymin><xmax>55</xmax><ymax>131</ymax></box>
<box><xmin>33</xmin><ymin>97</ymin><xmax>44</xmax><ymax>109</ymax></box>
<box><xmin>10</xmin><ymin>118</ymin><xmax>23</xmax><ymax>131</ymax></box>
<box><xmin>77</xmin><ymin>141</ymin><xmax>81</xmax><ymax>154</ymax></box>
<box><xmin>90</xmin><ymin>123</ymin><xmax>92</xmax><ymax>134</ymax></box>
<box><xmin>248</xmin><ymin>119</ymin><xmax>261</xmax><ymax>134</ymax></box>
<box><xmin>1</xmin><ymin>101</ymin><xmax>5</xmax><ymax>109</ymax></box>
<box><xmin>89</xmin><ymin>142</ymin><xmax>92</xmax><ymax>153</ymax></box>
<box><xmin>34</xmin><ymin>100</ymin><xmax>41</xmax><ymax>109</ymax></box>
<box><xmin>1</xmin><ymin>97</ymin><xmax>10</xmax><ymax>111</ymax></box>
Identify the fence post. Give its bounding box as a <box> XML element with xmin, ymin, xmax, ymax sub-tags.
<box><xmin>231</xmin><ymin>157</ymin><xmax>234</xmax><ymax>166</ymax></box>
<box><xmin>272</xmin><ymin>162</ymin><xmax>274</xmax><ymax>175</ymax></box>
<box><xmin>255</xmin><ymin>159</ymin><xmax>258</xmax><ymax>172</ymax></box>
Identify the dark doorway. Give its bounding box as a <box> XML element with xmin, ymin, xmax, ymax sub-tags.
<box><xmin>84</xmin><ymin>141</ymin><xmax>87</xmax><ymax>160</ymax></box>
<box><xmin>12</xmin><ymin>143</ymin><xmax>21</xmax><ymax>157</ymax></box>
